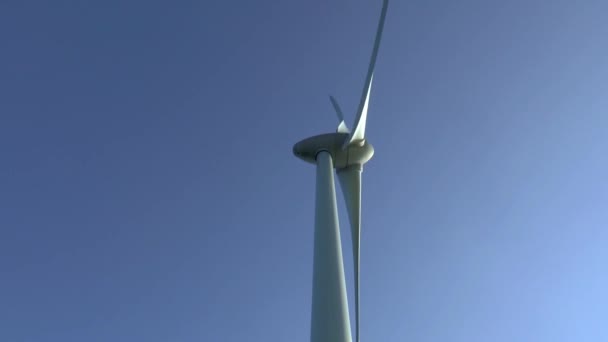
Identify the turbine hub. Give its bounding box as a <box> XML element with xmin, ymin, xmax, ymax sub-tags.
<box><xmin>293</xmin><ymin>133</ymin><xmax>374</xmax><ymax>169</ymax></box>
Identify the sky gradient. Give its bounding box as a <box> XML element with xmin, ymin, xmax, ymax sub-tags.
<box><xmin>1</xmin><ymin>0</ymin><xmax>608</xmax><ymax>341</ymax></box>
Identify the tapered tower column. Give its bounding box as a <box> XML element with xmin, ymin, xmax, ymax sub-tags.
<box><xmin>310</xmin><ymin>151</ymin><xmax>352</xmax><ymax>342</ymax></box>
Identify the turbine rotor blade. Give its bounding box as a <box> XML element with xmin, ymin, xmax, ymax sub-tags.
<box><xmin>330</xmin><ymin>95</ymin><xmax>346</xmax><ymax>122</ymax></box>
<box><xmin>330</xmin><ymin>95</ymin><xmax>350</xmax><ymax>133</ymax></box>
<box><xmin>345</xmin><ymin>0</ymin><xmax>389</xmax><ymax>147</ymax></box>
<box><xmin>337</xmin><ymin>165</ymin><xmax>363</xmax><ymax>342</ymax></box>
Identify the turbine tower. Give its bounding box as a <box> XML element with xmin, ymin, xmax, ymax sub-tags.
<box><xmin>292</xmin><ymin>1</ymin><xmax>389</xmax><ymax>341</ymax></box>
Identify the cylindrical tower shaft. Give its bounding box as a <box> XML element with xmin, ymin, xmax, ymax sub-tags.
<box><xmin>310</xmin><ymin>151</ymin><xmax>352</xmax><ymax>342</ymax></box>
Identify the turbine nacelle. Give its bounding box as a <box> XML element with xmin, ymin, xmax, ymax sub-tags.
<box><xmin>293</xmin><ymin>133</ymin><xmax>374</xmax><ymax>169</ymax></box>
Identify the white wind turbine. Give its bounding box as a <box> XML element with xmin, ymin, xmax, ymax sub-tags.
<box><xmin>292</xmin><ymin>1</ymin><xmax>389</xmax><ymax>341</ymax></box>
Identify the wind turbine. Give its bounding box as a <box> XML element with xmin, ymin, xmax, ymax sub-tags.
<box><xmin>292</xmin><ymin>1</ymin><xmax>389</xmax><ymax>341</ymax></box>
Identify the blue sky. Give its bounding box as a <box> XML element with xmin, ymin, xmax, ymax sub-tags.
<box><xmin>1</xmin><ymin>0</ymin><xmax>608</xmax><ymax>341</ymax></box>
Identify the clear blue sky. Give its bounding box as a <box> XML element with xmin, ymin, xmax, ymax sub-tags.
<box><xmin>1</xmin><ymin>0</ymin><xmax>607</xmax><ymax>341</ymax></box>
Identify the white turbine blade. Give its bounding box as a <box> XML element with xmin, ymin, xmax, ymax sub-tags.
<box><xmin>345</xmin><ymin>0</ymin><xmax>389</xmax><ymax>147</ymax></box>
<box><xmin>330</xmin><ymin>95</ymin><xmax>346</xmax><ymax>122</ymax></box>
<box><xmin>311</xmin><ymin>152</ymin><xmax>352</xmax><ymax>342</ymax></box>
<box><xmin>330</xmin><ymin>95</ymin><xmax>350</xmax><ymax>133</ymax></box>
<box><xmin>347</xmin><ymin>75</ymin><xmax>373</xmax><ymax>145</ymax></box>
<box><xmin>337</xmin><ymin>165</ymin><xmax>362</xmax><ymax>342</ymax></box>
<box><xmin>337</xmin><ymin>121</ymin><xmax>350</xmax><ymax>134</ymax></box>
